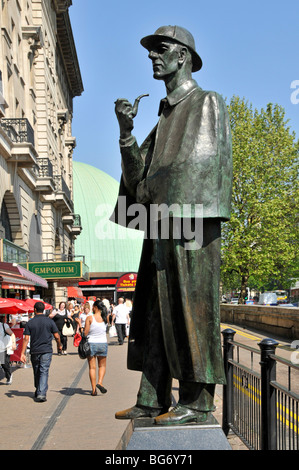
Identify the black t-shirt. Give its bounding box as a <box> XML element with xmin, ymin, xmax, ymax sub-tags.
<box><xmin>24</xmin><ymin>314</ymin><xmax>59</xmax><ymax>354</ymax></box>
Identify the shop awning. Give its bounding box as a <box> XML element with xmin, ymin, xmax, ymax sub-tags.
<box><xmin>79</xmin><ymin>279</ymin><xmax>117</xmax><ymax>286</ymax></box>
<box><xmin>1</xmin><ymin>278</ymin><xmax>35</xmax><ymax>291</ymax></box>
<box><xmin>0</xmin><ymin>262</ymin><xmax>48</xmax><ymax>289</ymax></box>
<box><xmin>16</xmin><ymin>264</ymin><xmax>48</xmax><ymax>288</ymax></box>
<box><xmin>67</xmin><ymin>286</ymin><xmax>84</xmax><ymax>299</ymax></box>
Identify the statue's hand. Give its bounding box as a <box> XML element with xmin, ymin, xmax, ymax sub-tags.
<box><xmin>114</xmin><ymin>98</ymin><xmax>134</xmax><ymax>139</ymax></box>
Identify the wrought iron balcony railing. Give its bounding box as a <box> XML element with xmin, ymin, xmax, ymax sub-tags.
<box><xmin>37</xmin><ymin>158</ymin><xmax>54</xmax><ymax>178</ymax></box>
<box><xmin>73</xmin><ymin>214</ymin><xmax>82</xmax><ymax>227</ymax></box>
<box><xmin>0</xmin><ymin>118</ymin><xmax>35</xmax><ymax>146</ymax></box>
<box><xmin>53</xmin><ymin>174</ymin><xmax>73</xmax><ymax>210</ymax></box>
<box><xmin>54</xmin><ymin>174</ymin><xmax>70</xmax><ymax>199</ymax></box>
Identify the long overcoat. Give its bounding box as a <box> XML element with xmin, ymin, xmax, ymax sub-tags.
<box><xmin>111</xmin><ymin>80</ymin><xmax>232</xmax><ymax>384</ymax></box>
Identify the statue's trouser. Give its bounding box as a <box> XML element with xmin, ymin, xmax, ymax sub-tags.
<box><xmin>128</xmin><ymin>218</ymin><xmax>224</xmax><ymax>413</ymax></box>
<box><xmin>135</xmin><ymin>295</ymin><xmax>215</xmax><ymax>412</ymax></box>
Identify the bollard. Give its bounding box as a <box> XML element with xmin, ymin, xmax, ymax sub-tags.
<box><xmin>259</xmin><ymin>338</ymin><xmax>278</xmax><ymax>450</ymax></box>
<box><xmin>222</xmin><ymin>328</ymin><xmax>236</xmax><ymax>435</ymax></box>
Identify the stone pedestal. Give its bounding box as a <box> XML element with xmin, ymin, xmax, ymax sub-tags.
<box><xmin>122</xmin><ymin>414</ymin><xmax>231</xmax><ymax>450</ymax></box>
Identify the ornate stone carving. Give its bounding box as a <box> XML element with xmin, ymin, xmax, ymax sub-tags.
<box><xmin>22</xmin><ymin>26</ymin><xmax>43</xmax><ymax>64</ymax></box>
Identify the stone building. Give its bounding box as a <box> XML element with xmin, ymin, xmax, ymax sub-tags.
<box><xmin>0</xmin><ymin>0</ymin><xmax>85</xmax><ymax>305</ymax></box>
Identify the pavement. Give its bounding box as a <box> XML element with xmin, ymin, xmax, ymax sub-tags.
<box><xmin>0</xmin><ymin>333</ymin><xmax>247</xmax><ymax>451</ymax></box>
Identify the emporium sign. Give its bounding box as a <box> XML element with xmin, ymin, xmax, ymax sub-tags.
<box><xmin>116</xmin><ymin>273</ymin><xmax>137</xmax><ymax>292</ymax></box>
<box><xmin>24</xmin><ymin>262</ymin><xmax>87</xmax><ymax>280</ymax></box>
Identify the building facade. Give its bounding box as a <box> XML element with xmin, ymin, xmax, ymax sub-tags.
<box><xmin>0</xmin><ymin>0</ymin><xmax>85</xmax><ymax>304</ymax></box>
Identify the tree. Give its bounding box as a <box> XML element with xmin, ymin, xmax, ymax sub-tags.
<box><xmin>221</xmin><ymin>96</ymin><xmax>299</xmax><ymax>303</ymax></box>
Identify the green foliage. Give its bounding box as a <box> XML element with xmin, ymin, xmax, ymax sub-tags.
<box><xmin>221</xmin><ymin>96</ymin><xmax>299</xmax><ymax>301</ymax></box>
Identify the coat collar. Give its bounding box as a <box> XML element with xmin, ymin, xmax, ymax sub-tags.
<box><xmin>158</xmin><ymin>79</ymin><xmax>200</xmax><ymax>115</ymax></box>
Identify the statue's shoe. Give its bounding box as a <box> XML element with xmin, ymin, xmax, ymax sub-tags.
<box><xmin>115</xmin><ymin>405</ymin><xmax>163</xmax><ymax>420</ymax></box>
<box><xmin>154</xmin><ymin>404</ymin><xmax>209</xmax><ymax>426</ymax></box>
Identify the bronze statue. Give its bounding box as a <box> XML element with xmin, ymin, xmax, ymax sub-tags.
<box><xmin>112</xmin><ymin>26</ymin><xmax>232</xmax><ymax>426</ymax></box>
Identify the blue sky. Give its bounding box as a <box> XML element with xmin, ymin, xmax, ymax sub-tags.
<box><xmin>69</xmin><ymin>0</ymin><xmax>299</xmax><ymax>182</ymax></box>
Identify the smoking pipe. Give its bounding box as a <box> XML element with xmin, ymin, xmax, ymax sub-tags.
<box><xmin>131</xmin><ymin>94</ymin><xmax>149</xmax><ymax>118</ymax></box>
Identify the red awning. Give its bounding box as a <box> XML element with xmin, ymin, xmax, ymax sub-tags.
<box><xmin>79</xmin><ymin>279</ymin><xmax>117</xmax><ymax>286</ymax></box>
<box><xmin>0</xmin><ymin>298</ymin><xmax>30</xmax><ymax>314</ymax></box>
<box><xmin>1</xmin><ymin>282</ymin><xmax>35</xmax><ymax>291</ymax></box>
<box><xmin>67</xmin><ymin>286</ymin><xmax>84</xmax><ymax>299</ymax></box>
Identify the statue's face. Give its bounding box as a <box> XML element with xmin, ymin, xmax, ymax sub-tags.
<box><xmin>148</xmin><ymin>40</ymin><xmax>182</xmax><ymax>80</ymax></box>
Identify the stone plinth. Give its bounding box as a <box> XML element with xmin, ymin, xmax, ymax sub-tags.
<box><xmin>121</xmin><ymin>414</ymin><xmax>231</xmax><ymax>450</ymax></box>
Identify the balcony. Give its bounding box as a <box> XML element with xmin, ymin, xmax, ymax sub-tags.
<box><xmin>53</xmin><ymin>174</ymin><xmax>74</xmax><ymax>213</ymax></box>
<box><xmin>0</xmin><ymin>239</ymin><xmax>29</xmax><ymax>263</ymax></box>
<box><xmin>35</xmin><ymin>158</ymin><xmax>56</xmax><ymax>193</ymax></box>
<box><xmin>71</xmin><ymin>214</ymin><xmax>82</xmax><ymax>236</ymax></box>
<box><xmin>62</xmin><ymin>213</ymin><xmax>74</xmax><ymax>225</ymax></box>
<box><xmin>1</xmin><ymin>118</ymin><xmax>35</xmax><ymax>145</ymax></box>
<box><xmin>0</xmin><ymin>118</ymin><xmax>37</xmax><ymax>167</ymax></box>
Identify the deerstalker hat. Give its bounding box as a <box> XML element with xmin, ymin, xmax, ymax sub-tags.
<box><xmin>140</xmin><ymin>25</ymin><xmax>202</xmax><ymax>72</ymax></box>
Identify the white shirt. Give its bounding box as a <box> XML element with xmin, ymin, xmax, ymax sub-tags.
<box><xmin>113</xmin><ymin>304</ymin><xmax>130</xmax><ymax>324</ymax></box>
<box><xmin>87</xmin><ymin>316</ymin><xmax>107</xmax><ymax>343</ymax></box>
<box><xmin>79</xmin><ymin>312</ymin><xmax>92</xmax><ymax>328</ymax></box>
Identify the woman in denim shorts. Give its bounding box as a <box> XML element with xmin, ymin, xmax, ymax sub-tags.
<box><xmin>84</xmin><ymin>300</ymin><xmax>108</xmax><ymax>396</ymax></box>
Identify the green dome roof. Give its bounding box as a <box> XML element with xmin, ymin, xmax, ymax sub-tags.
<box><xmin>73</xmin><ymin>161</ymin><xmax>143</xmax><ymax>273</ymax></box>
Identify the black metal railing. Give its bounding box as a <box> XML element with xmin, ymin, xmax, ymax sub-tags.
<box><xmin>1</xmin><ymin>118</ymin><xmax>35</xmax><ymax>146</ymax></box>
<box><xmin>222</xmin><ymin>329</ymin><xmax>299</xmax><ymax>450</ymax></box>
<box><xmin>53</xmin><ymin>174</ymin><xmax>70</xmax><ymax>199</ymax></box>
<box><xmin>37</xmin><ymin>157</ymin><xmax>53</xmax><ymax>178</ymax></box>
<box><xmin>53</xmin><ymin>174</ymin><xmax>74</xmax><ymax>212</ymax></box>
<box><xmin>271</xmin><ymin>355</ymin><xmax>299</xmax><ymax>450</ymax></box>
<box><xmin>73</xmin><ymin>214</ymin><xmax>82</xmax><ymax>227</ymax></box>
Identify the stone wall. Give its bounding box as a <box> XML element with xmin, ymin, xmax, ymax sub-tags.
<box><xmin>220</xmin><ymin>304</ymin><xmax>299</xmax><ymax>341</ymax></box>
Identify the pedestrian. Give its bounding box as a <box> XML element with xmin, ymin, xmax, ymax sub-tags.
<box><xmin>102</xmin><ymin>297</ymin><xmax>110</xmax><ymax>311</ymax></box>
<box><xmin>76</xmin><ymin>302</ymin><xmax>92</xmax><ymax>332</ymax></box>
<box><xmin>84</xmin><ymin>300</ymin><xmax>108</xmax><ymax>396</ymax></box>
<box><xmin>107</xmin><ymin>302</ymin><xmax>115</xmax><ymax>326</ymax></box>
<box><xmin>20</xmin><ymin>302</ymin><xmax>62</xmax><ymax>402</ymax></box>
<box><xmin>71</xmin><ymin>304</ymin><xmax>80</xmax><ymax>331</ymax></box>
<box><xmin>49</xmin><ymin>301</ymin><xmax>71</xmax><ymax>355</ymax></box>
<box><xmin>0</xmin><ymin>314</ymin><xmax>16</xmax><ymax>385</ymax></box>
<box><xmin>112</xmin><ymin>297</ymin><xmax>130</xmax><ymax>345</ymax></box>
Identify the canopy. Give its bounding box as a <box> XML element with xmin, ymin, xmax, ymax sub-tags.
<box><xmin>0</xmin><ymin>262</ymin><xmax>48</xmax><ymax>289</ymax></box>
<box><xmin>23</xmin><ymin>298</ymin><xmax>53</xmax><ymax>311</ymax></box>
<box><xmin>67</xmin><ymin>286</ymin><xmax>84</xmax><ymax>300</ymax></box>
<box><xmin>0</xmin><ymin>298</ymin><xmax>29</xmax><ymax>314</ymax></box>
<box><xmin>0</xmin><ymin>298</ymin><xmax>52</xmax><ymax>315</ymax></box>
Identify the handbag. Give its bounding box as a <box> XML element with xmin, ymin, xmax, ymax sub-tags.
<box><xmin>78</xmin><ymin>334</ymin><xmax>91</xmax><ymax>359</ymax></box>
<box><xmin>109</xmin><ymin>325</ymin><xmax>117</xmax><ymax>338</ymax></box>
<box><xmin>73</xmin><ymin>332</ymin><xmax>82</xmax><ymax>347</ymax></box>
<box><xmin>62</xmin><ymin>320</ymin><xmax>74</xmax><ymax>336</ymax></box>
<box><xmin>7</xmin><ymin>333</ymin><xmax>16</xmax><ymax>355</ymax></box>
<box><xmin>2</xmin><ymin>324</ymin><xmax>16</xmax><ymax>355</ymax></box>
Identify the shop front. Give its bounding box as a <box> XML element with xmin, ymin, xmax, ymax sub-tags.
<box><xmin>0</xmin><ymin>263</ymin><xmax>49</xmax><ymax>356</ymax></box>
<box><xmin>0</xmin><ymin>261</ymin><xmax>48</xmax><ymax>299</ymax></box>
<box><xmin>22</xmin><ymin>261</ymin><xmax>89</xmax><ymax>306</ymax></box>
<box><xmin>79</xmin><ymin>272</ymin><xmax>137</xmax><ymax>303</ymax></box>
